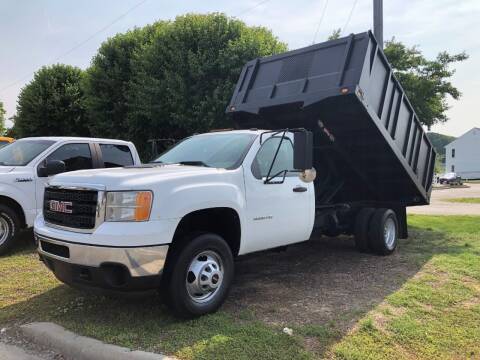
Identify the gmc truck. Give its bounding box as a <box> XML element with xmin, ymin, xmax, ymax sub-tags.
<box><xmin>0</xmin><ymin>137</ymin><xmax>140</xmax><ymax>255</ymax></box>
<box><xmin>34</xmin><ymin>32</ymin><xmax>435</xmax><ymax>317</ymax></box>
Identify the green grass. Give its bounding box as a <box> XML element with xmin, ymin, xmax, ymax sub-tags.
<box><xmin>331</xmin><ymin>215</ymin><xmax>480</xmax><ymax>359</ymax></box>
<box><xmin>0</xmin><ymin>242</ymin><xmax>312</xmax><ymax>360</ymax></box>
<box><xmin>1</xmin><ymin>215</ymin><xmax>480</xmax><ymax>359</ymax></box>
<box><xmin>444</xmin><ymin>197</ymin><xmax>480</xmax><ymax>204</ymax></box>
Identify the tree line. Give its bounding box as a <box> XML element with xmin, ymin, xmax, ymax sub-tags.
<box><xmin>8</xmin><ymin>13</ymin><xmax>467</xmax><ymax>159</ymax></box>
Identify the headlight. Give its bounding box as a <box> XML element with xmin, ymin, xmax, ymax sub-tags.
<box><xmin>105</xmin><ymin>191</ymin><xmax>153</xmax><ymax>222</ymax></box>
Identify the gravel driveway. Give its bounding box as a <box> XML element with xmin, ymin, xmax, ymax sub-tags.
<box><xmin>408</xmin><ymin>183</ymin><xmax>480</xmax><ymax>215</ymax></box>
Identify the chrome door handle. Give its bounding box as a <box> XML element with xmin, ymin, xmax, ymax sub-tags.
<box><xmin>293</xmin><ymin>186</ymin><xmax>307</xmax><ymax>192</ymax></box>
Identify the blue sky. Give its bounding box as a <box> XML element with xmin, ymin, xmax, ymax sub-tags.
<box><xmin>1</xmin><ymin>0</ymin><xmax>479</xmax><ymax>136</ymax></box>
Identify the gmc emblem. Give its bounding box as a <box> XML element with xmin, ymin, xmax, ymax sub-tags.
<box><xmin>49</xmin><ymin>200</ymin><xmax>73</xmax><ymax>214</ymax></box>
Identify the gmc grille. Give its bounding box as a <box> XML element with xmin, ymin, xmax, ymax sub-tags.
<box><xmin>44</xmin><ymin>188</ymin><xmax>98</xmax><ymax>229</ymax></box>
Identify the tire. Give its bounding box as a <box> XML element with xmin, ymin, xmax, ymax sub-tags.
<box><xmin>163</xmin><ymin>232</ymin><xmax>234</xmax><ymax>318</ymax></box>
<box><xmin>0</xmin><ymin>205</ymin><xmax>21</xmax><ymax>256</ymax></box>
<box><xmin>368</xmin><ymin>208</ymin><xmax>398</xmax><ymax>255</ymax></box>
<box><xmin>354</xmin><ymin>208</ymin><xmax>375</xmax><ymax>252</ymax></box>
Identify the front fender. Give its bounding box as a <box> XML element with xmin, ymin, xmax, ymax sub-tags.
<box><xmin>156</xmin><ymin>182</ymin><xmax>245</xmax><ymax>221</ymax></box>
<box><xmin>0</xmin><ymin>182</ymin><xmax>34</xmax><ymax>226</ymax></box>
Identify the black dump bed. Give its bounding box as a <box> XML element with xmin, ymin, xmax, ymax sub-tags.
<box><xmin>227</xmin><ymin>31</ymin><xmax>435</xmax><ymax>206</ymax></box>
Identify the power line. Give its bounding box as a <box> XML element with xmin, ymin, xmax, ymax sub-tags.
<box><xmin>312</xmin><ymin>0</ymin><xmax>329</xmax><ymax>44</ymax></box>
<box><xmin>342</xmin><ymin>0</ymin><xmax>359</xmax><ymax>35</ymax></box>
<box><xmin>234</xmin><ymin>0</ymin><xmax>273</xmax><ymax>18</ymax></box>
<box><xmin>0</xmin><ymin>0</ymin><xmax>149</xmax><ymax>94</ymax></box>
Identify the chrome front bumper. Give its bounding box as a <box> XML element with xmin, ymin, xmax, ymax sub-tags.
<box><xmin>36</xmin><ymin>233</ymin><xmax>169</xmax><ymax>278</ymax></box>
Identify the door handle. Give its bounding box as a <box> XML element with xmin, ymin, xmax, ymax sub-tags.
<box><xmin>293</xmin><ymin>186</ymin><xmax>307</xmax><ymax>193</ymax></box>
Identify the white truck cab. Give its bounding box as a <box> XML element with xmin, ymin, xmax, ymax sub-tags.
<box><xmin>0</xmin><ymin>137</ymin><xmax>140</xmax><ymax>255</ymax></box>
<box><xmin>34</xmin><ymin>129</ymin><xmax>317</xmax><ymax>316</ymax></box>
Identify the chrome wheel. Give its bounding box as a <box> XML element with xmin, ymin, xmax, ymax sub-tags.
<box><xmin>0</xmin><ymin>217</ymin><xmax>9</xmax><ymax>246</ymax></box>
<box><xmin>384</xmin><ymin>217</ymin><xmax>396</xmax><ymax>250</ymax></box>
<box><xmin>186</xmin><ymin>250</ymin><xmax>224</xmax><ymax>304</ymax></box>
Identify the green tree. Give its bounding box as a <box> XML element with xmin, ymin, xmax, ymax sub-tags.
<box><xmin>127</xmin><ymin>13</ymin><xmax>287</xmax><ymax>158</ymax></box>
<box><xmin>0</xmin><ymin>101</ymin><xmax>5</xmax><ymax>134</ymax></box>
<box><xmin>84</xmin><ymin>22</ymin><xmax>165</xmax><ymax>139</ymax></box>
<box><xmin>328</xmin><ymin>28</ymin><xmax>341</xmax><ymax>40</ymax></box>
<box><xmin>384</xmin><ymin>39</ymin><xmax>467</xmax><ymax>129</ymax></box>
<box><xmin>15</xmin><ymin>64</ymin><xmax>88</xmax><ymax>137</ymax></box>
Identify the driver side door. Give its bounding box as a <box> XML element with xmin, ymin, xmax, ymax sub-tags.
<box><xmin>241</xmin><ymin>135</ymin><xmax>315</xmax><ymax>254</ymax></box>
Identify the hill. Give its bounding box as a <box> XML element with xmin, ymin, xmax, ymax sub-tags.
<box><xmin>427</xmin><ymin>132</ymin><xmax>456</xmax><ymax>156</ymax></box>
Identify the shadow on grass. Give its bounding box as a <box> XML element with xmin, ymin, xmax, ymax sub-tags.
<box><xmin>1</xmin><ymin>219</ymin><xmax>476</xmax><ymax>359</ymax></box>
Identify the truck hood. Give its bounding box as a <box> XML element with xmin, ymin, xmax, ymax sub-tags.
<box><xmin>49</xmin><ymin>164</ymin><xmax>229</xmax><ymax>189</ymax></box>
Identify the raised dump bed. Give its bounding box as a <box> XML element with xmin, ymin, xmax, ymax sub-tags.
<box><xmin>227</xmin><ymin>31</ymin><xmax>435</xmax><ymax>207</ymax></box>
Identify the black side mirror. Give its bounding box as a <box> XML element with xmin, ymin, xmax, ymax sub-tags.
<box><xmin>293</xmin><ymin>130</ymin><xmax>313</xmax><ymax>171</ymax></box>
<box><xmin>38</xmin><ymin>160</ymin><xmax>66</xmax><ymax>177</ymax></box>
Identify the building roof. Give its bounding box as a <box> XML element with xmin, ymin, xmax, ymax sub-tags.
<box><xmin>445</xmin><ymin>127</ymin><xmax>480</xmax><ymax>148</ymax></box>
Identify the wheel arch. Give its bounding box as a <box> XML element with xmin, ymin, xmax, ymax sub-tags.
<box><xmin>171</xmin><ymin>207</ymin><xmax>242</xmax><ymax>257</ymax></box>
<box><xmin>0</xmin><ymin>195</ymin><xmax>26</xmax><ymax>228</ymax></box>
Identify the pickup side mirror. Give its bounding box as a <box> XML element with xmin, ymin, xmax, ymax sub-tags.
<box><xmin>37</xmin><ymin>160</ymin><xmax>67</xmax><ymax>177</ymax></box>
<box><xmin>293</xmin><ymin>130</ymin><xmax>313</xmax><ymax>171</ymax></box>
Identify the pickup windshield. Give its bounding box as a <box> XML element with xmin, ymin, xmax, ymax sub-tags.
<box><xmin>153</xmin><ymin>133</ymin><xmax>256</xmax><ymax>169</ymax></box>
<box><xmin>0</xmin><ymin>139</ymin><xmax>55</xmax><ymax>166</ymax></box>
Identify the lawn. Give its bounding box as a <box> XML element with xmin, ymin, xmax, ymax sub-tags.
<box><xmin>444</xmin><ymin>197</ymin><xmax>480</xmax><ymax>204</ymax></box>
<box><xmin>1</xmin><ymin>215</ymin><xmax>479</xmax><ymax>359</ymax></box>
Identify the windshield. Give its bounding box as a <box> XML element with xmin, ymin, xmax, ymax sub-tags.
<box><xmin>153</xmin><ymin>133</ymin><xmax>256</xmax><ymax>169</ymax></box>
<box><xmin>0</xmin><ymin>139</ymin><xmax>55</xmax><ymax>166</ymax></box>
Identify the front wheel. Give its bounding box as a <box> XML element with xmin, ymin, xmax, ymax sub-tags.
<box><xmin>0</xmin><ymin>205</ymin><xmax>20</xmax><ymax>256</ymax></box>
<box><xmin>164</xmin><ymin>233</ymin><xmax>234</xmax><ymax>318</ymax></box>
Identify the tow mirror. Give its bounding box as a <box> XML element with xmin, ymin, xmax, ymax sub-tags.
<box><xmin>37</xmin><ymin>160</ymin><xmax>66</xmax><ymax>177</ymax></box>
<box><xmin>293</xmin><ymin>130</ymin><xmax>313</xmax><ymax>171</ymax></box>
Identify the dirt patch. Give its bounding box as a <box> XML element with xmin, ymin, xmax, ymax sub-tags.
<box><xmin>224</xmin><ymin>233</ymin><xmax>425</xmax><ymax>332</ymax></box>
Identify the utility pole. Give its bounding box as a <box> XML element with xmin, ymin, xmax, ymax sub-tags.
<box><xmin>373</xmin><ymin>0</ymin><xmax>383</xmax><ymax>48</ymax></box>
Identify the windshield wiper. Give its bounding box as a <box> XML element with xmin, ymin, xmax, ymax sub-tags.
<box><xmin>177</xmin><ymin>161</ymin><xmax>210</xmax><ymax>167</ymax></box>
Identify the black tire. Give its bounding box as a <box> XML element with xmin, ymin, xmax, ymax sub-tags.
<box><xmin>354</xmin><ymin>208</ymin><xmax>375</xmax><ymax>252</ymax></box>
<box><xmin>368</xmin><ymin>208</ymin><xmax>398</xmax><ymax>255</ymax></box>
<box><xmin>163</xmin><ymin>232</ymin><xmax>234</xmax><ymax>318</ymax></box>
<box><xmin>0</xmin><ymin>205</ymin><xmax>21</xmax><ymax>256</ymax></box>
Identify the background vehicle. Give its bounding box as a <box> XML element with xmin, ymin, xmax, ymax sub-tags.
<box><xmin>34</xmin><ymin>31</ymin><xmax>435</xmax><ymax>317</ymax></box>
<box><xmin>438</xmin><ymin>172</ymin><xmax>463</xmax><ymax>185</ymax></box>
<box><xmin>0</xmin><ymin>137</ymin><xmax>15</xmax><ymax>149</ymax></box>
<box><xmin>0</xmin><ymin>137</ymin><xmax>140</xmax><ymax>255</ymax></box>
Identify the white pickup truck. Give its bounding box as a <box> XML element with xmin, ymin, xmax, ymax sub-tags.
<box><xmin>0</xmin><ymin>137</ymin><xmax>140</xmax><ymax>255</ymax></box>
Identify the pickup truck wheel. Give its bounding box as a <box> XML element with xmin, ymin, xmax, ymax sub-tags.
<box><xmin>165</xmin><ymin>233</ymin><xmax>234</xmax><ymax>318</ymax></box>
<box><xmin>354</xmin><ymin>208</ymin><xmax>375</xmax><ymax>252</ymax></box>
<box><xmin>368</xmin><ymin>208</ymin><xmax>398</xmax><ymax>255</ymax></box>
<box><xmin>0</xmin><ymin>205</ymin><xmax>20</xmax><ymax>256</ymax></box>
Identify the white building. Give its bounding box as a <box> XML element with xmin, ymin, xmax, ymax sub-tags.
<box><xmin>445</xmin><ymin>127</ymin><xmax>480</xmax><ymax>179</ymax></box>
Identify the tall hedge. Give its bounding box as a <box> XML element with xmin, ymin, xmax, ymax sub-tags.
<box><xmin>88</xmin><ymin>13</ymin><xmax>287</xmax><ymax>158</ymax></box>
<box><xmin>15</xmin><ymin>64</ymin><xmax>88</xmax><ymax>137</ymax></box>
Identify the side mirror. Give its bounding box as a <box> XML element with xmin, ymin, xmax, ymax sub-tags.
<box><xmin>293</xmin><ymin>130</ymin><xmax>313</xmax><ymax>171</ymax></box>
<box><xmin>37</xmin><ymin>160</ymin><xmax>66</xmax><ymax>177</ymax></box>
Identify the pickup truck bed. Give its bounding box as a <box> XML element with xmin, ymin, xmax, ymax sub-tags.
<box><xmin>227</xmin><ymin>31</ymin><xmax>435</xmax><ymax>207</ymax></box>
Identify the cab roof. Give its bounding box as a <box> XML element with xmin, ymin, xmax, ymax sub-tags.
<box><xmin>17</xmin><ymin>136</ymin><xmax>132</xmax><ymax>144</ymax></box>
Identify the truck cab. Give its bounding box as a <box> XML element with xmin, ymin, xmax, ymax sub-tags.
<box><xmin>0</xmin><ymin>137</ymin><xmax>140</xmax><ymax>255</ymax></box>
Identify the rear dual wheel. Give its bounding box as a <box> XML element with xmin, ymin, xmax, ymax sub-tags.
<box><xmin>354</xmin><ymin>208</ymin><xmax>398</xmax><ymax>255</ymax></box>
